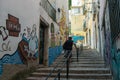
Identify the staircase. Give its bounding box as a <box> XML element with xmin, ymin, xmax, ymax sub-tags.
<box><xmin>26</xmin><ymin>48</ymin><xmax>113</xmax><ymax>80</ymax></box>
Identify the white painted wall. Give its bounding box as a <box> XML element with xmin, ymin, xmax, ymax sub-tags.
<box><xmin>99</xmin><ymin>0</ymin><xmax>107</xmax><ymax>56</ymax></box>
<box><xmin>99</xmin><ymin>0</ymin><xmax>106</xmax><ymax>29</ymax></box>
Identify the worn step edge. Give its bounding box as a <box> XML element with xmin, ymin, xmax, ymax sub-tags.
<box><xmin>26</xmin><ymin>77</ymin><xmax>112</xmax><ymax>80</ymax></box>
<box><xmin>31</xmin><ymin>73</ymin><xmax>112</xmax><ymax>79</ymax></box>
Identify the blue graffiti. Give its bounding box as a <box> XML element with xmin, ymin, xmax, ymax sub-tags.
<box><xmin>0</xmin><ymin>51</ymin><xmax>23</xmax><ymax>64</ymax></box>
<box><xmin>0</xmin><ymin>61</ymin><xmax>3</xmax><ymax>76</ymax></box>
<box><xmin>72</xmin><ymin>36</ymin><xmax>84</xmax><ymax>43</ymax></box>
<box><xmin>48</xmin><ymin>46</ymin><xmax>62</xmax><ymax>66</ymax></box>
<box><xmin>0</xmin><ymin>51</ymin><xmax>23</xmax><ymax>76</ymax></box>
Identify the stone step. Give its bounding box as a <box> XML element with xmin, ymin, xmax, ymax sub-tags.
<box><xmin>26</xmin><ymin>48</ymin><xmax>112</xmax><ymax>80</ymax></box>
<box><xmin>56</xmin><ymin>58</ymin><xmax>104</xmax><ymax>61</ymax></box>
<box><xmin>50</xmin><ymin>64</ymin><xmax>104</xmax><ymax>68</ymax></box>
<box><xmin>50</xmin><ymin>63</ymin><xmax>105</xmax><ymax>68</ymax></box>
<box><xmin>36</xmin><ymin>67</ymin><xmax>110</xmax><ymax>74</ymax></box>
<box><xmin>57</xmin><ymin>57</ymin><xmax>104</xmax><ymax>61</ymax></box>
<box><xmin>58</xmin><ymin>55</ymin><xmax>103</xmax><ymax>59</ymax></box>
<box><xmin>55</xmin><ymin>60</ymin><xmax>104</xmax><ymax>63</ymax></box>
<box><xmin>53</xmin><ymin>60</ymin><xmax>105</xmax><ymax>63</ymax></box>
<box><xmin>26</xmin><ymin>77</ymin><xmax>112</xmax><ymax>80</ymax></box>
<box><xmin>53</xmin><ymin>61</ymin><xmax>105</xmax><ymax>64</ymax></box>
<box><xmin>31</xmin><ymin>72</ymin><xmax>112</xmax><ymax>79</ymax></box>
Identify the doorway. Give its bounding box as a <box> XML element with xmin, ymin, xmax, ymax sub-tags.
<box><xmin>39</xmin><ymin>23</ymin><xmax>45</xmax><ymax>64</ymax></box>
<box><xmin>39</xmin><ymin>16</ymin><xmax>49</xmax><ymax>65</ymax></box>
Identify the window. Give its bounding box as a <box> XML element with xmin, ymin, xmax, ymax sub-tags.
<box><xmin>51</xmin><ymin>23</ymin><xmax>55</xmax><ymax>47</ymax></box>
<box><xmin>51</xmin><ymin>23</ymin><xmax>54</xmax><ymax>33</ymax></box>
<box><xmin>72</xmin><ymin>8</ymin><xmax>80</xmax><ymax>14</ymax></box>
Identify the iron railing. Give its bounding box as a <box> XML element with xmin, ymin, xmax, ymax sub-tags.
<box><xmin>45</xmin><ymin>45</ymin><xmax>83</xmax><ymax>80</ymax></box>
<box><xmin>45</xmin><ymin>51</ymin><xmax>72</xmax><ymax>80</ymax></box>
<box><xmin>41</xmin><ymin>0</ymin><xmax>56</xmax><ymax>21</ymax></box>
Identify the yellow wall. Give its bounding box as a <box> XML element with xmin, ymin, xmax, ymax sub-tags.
<box><xmin>71</xmin><ymin>15</ymin><xmax>85</xmax><ymax>35</ymax></box>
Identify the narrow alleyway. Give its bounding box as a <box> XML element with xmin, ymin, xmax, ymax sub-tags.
<box><xmin>26</xmin><ymin>47</ymin><xmax>112</xmax><ymax>80</ymax></box>
<box><xmin>0</xmin><ymin>0</ymin><xmax>119</xmax><ymax>80</ymax></box>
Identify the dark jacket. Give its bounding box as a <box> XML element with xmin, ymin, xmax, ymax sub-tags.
<box><xmin>63</xmin><ymin>40</ymin><xmax>73</xmax><ymax>50</ymax></box>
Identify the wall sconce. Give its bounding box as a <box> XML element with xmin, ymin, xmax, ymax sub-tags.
<box><xmin>57</xmin><ymin>30</ymin><xmax>60</xmax><ymax>34</ymax></box>
<box><xmin>58</xmin><ymin>8</ymin><xmax>60</xmax><ymax>12</ymax></box>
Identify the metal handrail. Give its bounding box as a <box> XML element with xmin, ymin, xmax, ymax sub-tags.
<box><xmin>45</xmin><ymin>50</ymin><xmax>72</xmax><ymax>80</ymax></box>
<box><xmin>54</xmin><ymin>51</ymin><xmax>72</xmax><ymax>80</ymax></box>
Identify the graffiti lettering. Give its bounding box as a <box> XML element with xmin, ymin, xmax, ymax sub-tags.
<box><xmin>2</xmin><ymin>41</ymin><xmax>11</xmax><ymax>51</ymax></box>
<box><xmin>0</xmin><ymin>26</ymin><xmax>8</xmax><ymax>41</ymax></box>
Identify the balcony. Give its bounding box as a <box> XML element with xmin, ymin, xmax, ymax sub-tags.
<box><xmin>41</xmin><ymin>0</ymin><xmax>56</xmax><ymax>21</ymax></box>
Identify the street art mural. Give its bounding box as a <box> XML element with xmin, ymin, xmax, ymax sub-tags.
<box><xmin>48</xmin><ymin>11</ymin><xmax>66</xmax><ymax>65</ymax></box>
<box><xmin>112</xmin><ymin>34</ymin><xmax>120</xmax><ymax>80</ymax></box>
<box><xmin>0</xmin><ymin>26</ymin><xmax>8</xmax><ymax>41</ymax></box>
<box><xmin>6</xmin><ymin>14</ymin><xmax>21</xmax><ymax>37</ymax></box>
<box><xmin>0</xmin><ymin>14</ymin><xmax>38</xmax><ymax>74</ymax></box>
<box><xmin>0</xmin><ymin>14</ymin><xmax>21</xmax><ymax>60</ymax></box>
<box><xmin>58</xmin><ymin>8</ymin><xmax>67</xmax><ymax>44</ymax></box>
<box><xmin>18</xmin><ymin>24</ymin><xmax>38</xmax><ymax>64</ymax></box>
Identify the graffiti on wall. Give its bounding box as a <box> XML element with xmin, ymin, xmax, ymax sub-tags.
<box><xmin>18</xmin><ymin>24</ymin><xmax>38</xmax><ymax>64</ymax></box>
<box><xmin>58</xmin><ymin>8</ymin><xmax>67</xmax><ymax>44</ymax></box>
<box><xmin>6</xmin><ymin>14</ymin><xmax>21</xmax><ymax>37</ymax></box>
<box><xmin>114</xmin><ymin>34</ymin><xmax>120</xmax><ymax>80</ymax></box>
<box><xmin>1</xmin><ymin>40</ymin><xmax>11</xmax><ymax>52</ymax></box>
<box><xmin>0</xmin><ymin>14</ymin><xmax>22</xmax><ymax>75</ymax></box>
<box><xmin>0</xmin><ymin>26</ymin><xmax>8</xmax><ymax>41</ymax></box>
<box><xmin>105</xmin><ymin>29</ymin><xmax>111</xmax><ymax>65</ymax></box>
<box><xmin>0</xmin><ymin>14</ymin><xmax>21</xmax><ymax>59</ymax></box>
<box><xmin>0</xmin><ymin>14</ymin><xmax>38</xmax><ymax>65</ymax></box>
<box><xmin>104</xmin><ymin>6</ymin><xmax>112</xmax><ymax>66</ymax></box>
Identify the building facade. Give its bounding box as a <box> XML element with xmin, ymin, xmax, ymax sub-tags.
<box><xmin>99</xmin><ymin>0</ymin><xmax>120</xmax><ymax>80</ymax></box>
<box><xmin>71</xmin><ymin>0</ymin><xmax>85</xmax><ymax>35</ymax></box>
<box><xmin>0</xmin><ymin>1</ymin><xmax>40</xmax><ymax>78</ymax></box>
<box><xmin>0</xmin><ymin>0</ymin><xmax>69</xmax><ymax>79</ymax></box>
